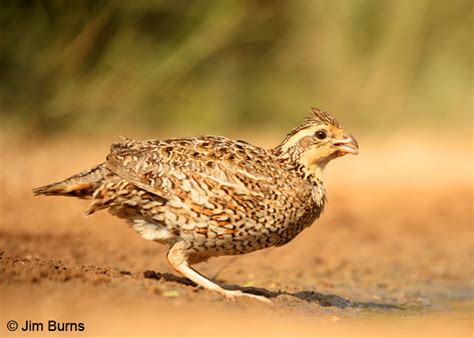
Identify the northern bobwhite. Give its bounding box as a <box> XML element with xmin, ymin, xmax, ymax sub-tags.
<box><xmin>33</xmin><ymin>108</ymin><xmax>358</xmax><ymax>303</ymax></box>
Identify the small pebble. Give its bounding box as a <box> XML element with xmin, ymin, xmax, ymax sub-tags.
<box><xmin>163</xmin><ymin>290</ymin><xmax>180</xmax><ymax>298</ymax></box>
<box><xmin>244</xmin><ymin>280</ymin><xmax>255</xmax><ymax>287</ymax></box>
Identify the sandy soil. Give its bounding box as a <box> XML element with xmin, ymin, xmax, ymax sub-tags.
<box><xmin>0</xmin><ymin>135</ymin><xmax>472</xmax><ymax>337</ymax></box>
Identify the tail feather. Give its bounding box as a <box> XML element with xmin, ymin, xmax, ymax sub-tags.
<box><xmin>33</xmin><ymin>163</ymin><xmax>106</xmax><ymax>199</ymax></box>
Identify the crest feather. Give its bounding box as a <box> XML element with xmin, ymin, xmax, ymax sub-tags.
<box><xmin>307</xmin><ymin>108</ymin><xmax>340</xmax><ymax>128</ymax></box>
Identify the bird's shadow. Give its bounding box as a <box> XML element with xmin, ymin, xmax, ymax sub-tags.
<box><xmin>143</xmin><ymin>270</ymin><xmax>401</xmax><ymax>310</ymax></box>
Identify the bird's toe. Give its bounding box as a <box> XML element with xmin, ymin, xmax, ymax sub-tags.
<box><xmin>222</xmin><ymin>289</ymin><xmax>273</xmax><ymax>305</ymax></box>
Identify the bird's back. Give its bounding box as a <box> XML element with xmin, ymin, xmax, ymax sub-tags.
<box><xmin>35</xmin><ymin>135</ymin><xmax>324</xmax><ymax>257</ymax></box>
<box><xmin>105</xmin><ymin>136</ymin><xmax>322</xmax><ymax>253</ymax></box>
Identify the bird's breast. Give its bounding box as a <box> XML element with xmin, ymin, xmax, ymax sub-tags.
<box><xmin>311</xmin><ymin>184</ymin><xmax>326</xmax><ymax>209</ymax></box>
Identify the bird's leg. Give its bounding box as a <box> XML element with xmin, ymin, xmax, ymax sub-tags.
<box><xmin>167</xmin><ymin>242</ymin><xmax>272</xmax><ymax>304</ymax></box>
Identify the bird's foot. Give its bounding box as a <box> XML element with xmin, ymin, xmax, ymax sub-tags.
<box><xmin>221</xmin><ymin>289</ymin><xmax>273</xmax><ymax>305</ymax></box>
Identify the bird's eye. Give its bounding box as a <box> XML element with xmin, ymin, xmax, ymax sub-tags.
<box><xmin>315</xmin><ymin>130</ymin><xmax>327</xmax><ymax>140</ymax></box>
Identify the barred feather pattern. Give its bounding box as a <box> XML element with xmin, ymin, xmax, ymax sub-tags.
<box><xmin>84</xmin><ymin>136</ymin><xmax>325</xmax><ymax>259</ymax></box>
<box><xmin>33</xmin><ymin>108</ymin><xmax>357</xmax><ymax>265</ymax></box>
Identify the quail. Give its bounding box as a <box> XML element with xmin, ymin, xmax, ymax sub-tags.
<box><xmin>33</xmin><ymin>108</ymin><xmax>358</xmax><ymax>303</ymax></box>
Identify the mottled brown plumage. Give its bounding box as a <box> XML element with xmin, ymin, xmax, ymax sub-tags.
<box><xmin>33</xmin><ymin>108</ymin><xmax>358</xmax><ymax>303</ymax></box>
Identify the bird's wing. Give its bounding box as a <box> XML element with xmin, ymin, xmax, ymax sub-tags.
<box><xmin>105</xmin><ymin>136</ymin><xmax>278</xmax><ymax>203</ymax></box>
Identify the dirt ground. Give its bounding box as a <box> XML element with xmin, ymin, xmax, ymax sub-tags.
<box><xmin>0</xmin><ymin>134</ymin><xmax>472</xmax><ymax>337</ymax></box>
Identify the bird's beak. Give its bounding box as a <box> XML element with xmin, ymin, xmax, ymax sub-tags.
<box><xmin>333</xmin><ymin>134</ymin><xmax>359</xmax><ymax>155</ymax></box>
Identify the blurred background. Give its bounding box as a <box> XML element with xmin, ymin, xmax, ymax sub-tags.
<box><xmin>0</xmin><ymin>0</ymin><xmax>472</xmax><ymax>139</ymax></box>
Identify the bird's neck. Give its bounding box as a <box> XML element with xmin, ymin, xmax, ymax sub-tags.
<box><xmin>303</xmin><ymin>163</ymin><xmax>326</xmax><ymax>187</ymax></box>
<box><xmin>272</xmin><ymin>147</ymin><xmax>326</xmax><ymax>186</ymax></box>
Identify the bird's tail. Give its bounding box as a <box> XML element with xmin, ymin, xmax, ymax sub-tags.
<box><xmin>33</xmin><ymin>163</ymin><xmax>107</xmax><ymax>199</ymax></box>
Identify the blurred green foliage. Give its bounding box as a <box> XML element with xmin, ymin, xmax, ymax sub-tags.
<box><xmin>0</xmin><ymin>0</ymin><xmax>472</xmax><ymax>137</ymax></box>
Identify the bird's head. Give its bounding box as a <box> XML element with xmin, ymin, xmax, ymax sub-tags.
<box><xmin>274</xmin><ymin>108</ymin><xmax>358</xmax><ymax>177</ymax></box>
